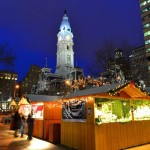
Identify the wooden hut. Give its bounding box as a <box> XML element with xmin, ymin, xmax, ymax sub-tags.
<box><xmin>19</xmin><ymin>94</ymin><xmax>61</xmax><ymax>140</ymax></box>
<box><xmin>59</xmin><ymin>81</ymin><xmax>150</xmax><ymax>150</ymax></box>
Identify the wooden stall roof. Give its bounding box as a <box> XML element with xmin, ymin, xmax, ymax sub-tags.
<box><xmin>18</xmin><ymin>97</ymin><xmax>30</xmax><ymax>105</ymax></box>
<box><xmin>63</xmin><ymin>81</ymin><xmax>150</xmax><ymax>100</ymax></box>
<box><xmin>9</xmin><ymin>99</ymin><xmax>17</xmax><ymax>106</ymax></box>
<box><xmin>108</xmin><ymin>81</ymin><xmax>150</xmax><ymax>99</ymax></box>
<box><xmin>25</xmin><ymin>94</ymin><xmax>61</xmax><ymax>102</ymax></box>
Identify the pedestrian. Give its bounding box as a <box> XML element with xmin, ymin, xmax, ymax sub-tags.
<box><xmin>27</xmin><ymin>113</ymin><xmax>34</xmax><ymax>140</ymax></box>
<box><xmin>20</xmin><ymin>115</ymin><xmax>26</xmax><ymax>138</ymax></box>
<box><xmin>13</xmin><ymin>109</ymin><xmax>21</xmax><ymax>137</ymax></box>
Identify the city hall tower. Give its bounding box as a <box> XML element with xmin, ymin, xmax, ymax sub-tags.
<box><xmin>55</xmin><ymin>9</ymin><xmax>74</xmax><ymax>78</ymax></box>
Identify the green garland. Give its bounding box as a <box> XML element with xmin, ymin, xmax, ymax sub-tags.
<box><xmin>108</xmin><ymin>82</ymin><xmax>130</xmax><ymax>95</ymax></box>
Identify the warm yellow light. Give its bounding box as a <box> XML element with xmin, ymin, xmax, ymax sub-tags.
<box><xmin>65</xmin><ymin>80</ymin><xmax>71</xmax><ymax>85</ymax></box>
<box><xmin>15</xmin><ymin>84</ymin><xmax>19</xmax><ymax>89</ymax></box>
<box><xmin>28</xmin><ymin>138</ymin><xmax>53</xmax><ymax>149</ymax></box>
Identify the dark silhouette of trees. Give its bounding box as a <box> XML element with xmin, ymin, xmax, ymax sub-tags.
<box><xmin>0</xmin><ymin>43</ymin><xmax>16</xmax><ymax>71</ymax></box>
<box><xmin>87</xmin><ymin>39</ymin><xmax>136</xmax><ymax>80</ymax></box>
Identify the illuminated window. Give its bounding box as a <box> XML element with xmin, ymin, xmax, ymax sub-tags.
<box><xmin>146</xmin><ymin>48</ymin><xmax>150</xmax><ymax>52</ymax></box>
<box><xmin>143</xmin><ymin>23</ymin><xmax>150</xmax><ymax>29</ymax></box>
<box><xmin>7</xmin><ymin>74</ymin><xmax>11</xmax><ymax>79</ymax></box>
<box><xmin>142</xmin><ymin>8</ymin><xmax>148</xmax><ymax>13</ymax></box>
<box><xmin>140</xmin><ymin>0</ymin><xmax>150</xmax><ymax>7</ymax></box>
<box><xmin>141</xmin><ymin>5</ymin><xmax>150</xmax><ymax>14</ymax></box>
<box><xmin>140</xmin><ymin>1</ymin><xmax>146</xmax><ymax>7</ymax></box>
<box><xmin>144</xmin><ymin>31</ymin><xmax>150</xmax><ymax>37</ymax></box>
<box><xmin>145</xmin><ymin>39</ymin><xmax>150</xmax><ymax>45</ymax></box>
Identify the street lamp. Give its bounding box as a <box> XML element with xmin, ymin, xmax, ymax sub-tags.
<box><xmin>9</xmin><ymin>84</ymin><xmax>19</xmax><ymax>111</ymax></box>
<box><xmin>14</xmin><ymin>84</ymin><xmax>19</xmax><ymax>98</ymax></box>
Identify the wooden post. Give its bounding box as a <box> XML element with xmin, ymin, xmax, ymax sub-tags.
<box><xmin>130</xmin><ymin>99</ymin><xmax>134</xmax><ymax>121</ymax></box>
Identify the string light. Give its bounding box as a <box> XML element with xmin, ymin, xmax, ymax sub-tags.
<box><xmin>61</xmin><ymin>76</ymin><xmax>110</xmax><ymax>96</ymax></box>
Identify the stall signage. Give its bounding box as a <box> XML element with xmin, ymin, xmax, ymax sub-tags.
<box><xmin>62</xmin><ymin>100</ymin><xmax>86</xmax><ymax>122</ymax></box>
<box><xmin>32</xmin><ymin>104</ymin><xmax>43</xmax><ymax>119</ymax></box>
<box><xmin>19</xmin><ymin>105</ymin><xmax>31</xmax><ymax>117</ymax></box>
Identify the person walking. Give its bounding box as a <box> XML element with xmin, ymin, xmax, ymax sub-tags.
<box><xmin>27</xmin><ymin>113</ymin><xmax>34</xmax><ymax>140</ymax></box>
<box><xmin>20</xmin><ymin>115</ymin><xmax>26</xmax><ymax>138</ymax></box>
<box><xmin>13</xmin><ymin>109</ymin><xmax>21</xmax><ymax>137</ymax></box>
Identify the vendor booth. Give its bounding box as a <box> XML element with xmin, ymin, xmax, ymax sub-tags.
<box><xmin>23</xmin><ymin>94</ymin><xmax>61</xmax><ymax>140</ymax></box>
<box><xmin>60</xmin><ymin>81</ymin><xmax>150</xmax><ymax>150</ymax></box>
<box><xmin>18</xmin><ymin>96</ymin><xmax>31</xmax><ymax>117</ymax></box>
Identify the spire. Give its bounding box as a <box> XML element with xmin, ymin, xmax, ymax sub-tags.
<box><xmin>59</xmin><ymin>9</ymin><xmax>71</xmax><ymax>32</ymax></box>
<box><xmin>44</xmin><ymin>58</ymin><xmax>47</xmax><ymax>67</ymax></box>
<box><xmin>64</xmin><ymin>8</ymin><xmax>67</xmax><ymax>15</ymax></box>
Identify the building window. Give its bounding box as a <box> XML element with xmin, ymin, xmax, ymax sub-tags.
<box><xmin>67</xmin><ymin>45</ymin><xmax>69</xmax><ymax>49</ymax></box>
<box><xmin>142</xmin><ymin>8</ymin><xmax>149</xmax><ymax>14</ymax></box>
<box><xmin>144</xmin><ymin>31</ymin><xmax>150</xmax><ymax>37</ymax></box>
<box><xmin>143</xmin><ymin>23</ymin><xmax>150</xmax><ymax>29</ymax></box>
<box><xmin>145</xmin><ymin>39</ymin><xmax>150</xmax><ymax>45</ymax></box>
<box><xmin>7</xmin><ymin>74</ymin><xmax>11</xmax><ymax>79</ymax></box>
<box><xmin>146</xmin><ymin>48</ymin><xmax>150</xmax><ymax>52</ymax></box>
<box><xmin>140</xmin><ymin>0</ymin><xmax>150</xmax><ymax>7</ymax></box>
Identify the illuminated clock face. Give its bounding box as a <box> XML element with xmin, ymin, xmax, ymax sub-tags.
<box><xmin>66</xmin><ymin>35</ymin><xmax>70</xmax><ymax>41</ymax></box>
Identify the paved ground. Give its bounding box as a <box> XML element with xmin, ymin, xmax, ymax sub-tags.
<box><xmin>0</xmin><ymin>123</ymin><xmax>73</xmax><ymax>150</ymax></box>
<box><xmin>125</xmin><ymin>144</ymin><xmax>150</xmax><ymax>150</ymax></box>
<box><xmin>0</xmin><ymin>122</ymin><xmax>150</xmax><ymax>150</ymax></box>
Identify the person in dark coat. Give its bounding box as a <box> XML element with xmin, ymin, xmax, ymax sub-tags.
<box><xmin>27</xmin><ymin>113</ymin><xmax>34</xmax><ymax>140</ymax></box>
<box><xmin>13</xmin><ymin>109</ymin><xmax>21</xmax><ymax>137</ymax></box>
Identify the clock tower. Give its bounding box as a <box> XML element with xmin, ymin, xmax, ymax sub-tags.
<box><xmin>55</xmin><ymin>9</ymin><xmax>74</xmax><ymax>78</ymax></box>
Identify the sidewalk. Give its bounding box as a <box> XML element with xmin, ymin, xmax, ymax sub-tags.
<box><xmin>0</xmin><ymin>123</ymin><xmax>72</xmax><ymax>150</ymax></box>
<box><xmin>125</xmin><ymin>144</ymin><xmax>150</xmax><ymax>150</ymax></box>
<box><xmin>1</xmin><ymin>123</ymin><xmax>150</xmax><ymax>150</ymax></box>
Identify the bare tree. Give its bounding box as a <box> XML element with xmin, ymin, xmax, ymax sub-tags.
<box><xmin>0</xmin><ymin>44</ymin><xmax>6</xmax><ymax>63</ymax></box>
<box><xmin>87</xmin><ymin>39</ymin><xmax>136</xmax><ymax>79</ymax></box>
<box><xmin>119</xmin><ymin>39</ymin><xmax>135</xmax><ymax>63</ymax></box>
<box><xmin>0</xmin><ymin>43</ymin><xmax>16</xmax><ymax>71</ymax></box>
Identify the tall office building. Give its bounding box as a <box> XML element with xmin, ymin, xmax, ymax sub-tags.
<box><xmin>20</xmin><ymin>65</ymin><xmax>41</xmax><ymax>95</ymax></box>
<box><xmin>0</xmin><ymin>71</ymin><xmax>18</xmax><ymax>100</ymax></box>
<box><xmin>0</xmin><ymin>71</ymin><xmax>18</xmax><ymax>111</ymax></box>
<box><xmin>130</xmin><ymin>45</ymin><xmax>148</xmax><ymax>83</ymax></box>
<box><xmin>139</xmin><ymin>0</ymin><xmax>150</xmax><ymax>85</ymax></box>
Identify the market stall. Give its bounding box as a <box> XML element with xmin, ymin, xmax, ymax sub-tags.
<box><xmin>25</xmin><ymin>94</ymin><xmax>61</xmax><ymax>139</ymax></box>
<box><xmin>18</xmin><ymin>96</ymin><xmax>31</xmax><ymax>117</ymax></box>
<box><xmin>60</xmin><ymin>81</ymin><xmax>150</xmax><ymax>150</ymax></box>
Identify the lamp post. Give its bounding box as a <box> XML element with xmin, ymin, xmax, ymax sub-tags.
<box><xmin>9</xmin><ymin>84</ymin><xmax>19</xmax><ymax>111</ymax></box>
<box><xmin>14</xmin><ymin>84</ymin><xmax>19</xmax><ymax>98</ymax></box>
